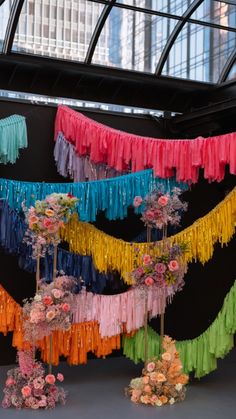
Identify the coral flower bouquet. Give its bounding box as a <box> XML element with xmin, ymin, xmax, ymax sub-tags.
<box><xmin>23</xmin><ymin>192</ymin><xmax>78</xmax><ymax>257</ymax></box>
<box><xmin>127</xmin><ymin>336</ymin><xmax>188</xmax><ymax>406</ymax></box>
<box><xmin>23</xmin><ymin>276</ymin><xmax>75</xmax><ymax>342</ymax></box>
<box><xmin>2</xmin><ymin>350</ymin><xmax>66</xmax><ymax>409</ymax></box>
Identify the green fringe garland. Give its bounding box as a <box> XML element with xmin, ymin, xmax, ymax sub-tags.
<box><xmin>123</xmin><ymin>280</ymin><xmax>236</xmax><ymax>378</ymax></box>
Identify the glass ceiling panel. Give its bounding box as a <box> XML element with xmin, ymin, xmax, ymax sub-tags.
<box><xmin>116</xmin><ymin>0</ymin><xmax>191</xmax><ymax>16</ymax></box>
<box><xmin>162</xmin><ymin>22</ymin><xmax>236</xmax><ymax>82</ymax></box>
<box><xmin>0</xmin><ymin>0</ymin><xmax>12</xmax><ymax>52</ymax></box>
<box><xmin>191</xmin><ymin>0</ymin><xmax>236</xmax><ymax>28</ymax></box>
<box><xmin>92</xmin><ymin>4</ymin><xmax>177</xmax><ymax>72</ymax></box>
<box><xmin>226</xmin><ymin>61</ymin><xmax>236</xmax><ymax>80</ymax></box>
<box><xmin>12</xmin><ymin>0</ymin><xmax>105</xmax><ymax>62</ymax></box>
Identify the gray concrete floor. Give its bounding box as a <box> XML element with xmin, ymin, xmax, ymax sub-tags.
<box><xmin>0</xmin><ymin>349</ymin><xmax>236</xmax><ymax>419</ymax></box>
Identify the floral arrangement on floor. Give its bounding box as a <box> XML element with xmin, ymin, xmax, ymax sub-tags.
<box><xmin>133</xmin><ymin>188</ymin><xmax>187</xmax><ymax>230</ymax></box>
<box><xmin>2</xmin><ymin>349</ymin><xmax>66</xmax><ymax>409</ymax></box>
<box><xmin>127</xmin><ymin>336</ymin><xmax>188</xmax><ymax>406</ymax></box>
<box><xmin>131</xmin><ymin>244</ymin><xmax>187</xmax><ymax>291</ymax></box>
<box><xmin>23</xmin><ymin>275</ymin><xmax>75</xmax><ymax>342</ymax></box>
<box><xmin>22</xmin><ymin>192</ymin><xmax>78</xmax><ymax>257</ymax></box>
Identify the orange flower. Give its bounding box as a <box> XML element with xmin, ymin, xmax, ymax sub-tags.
<box><xmin>142</xmin><ymin>376</ymin><xmax>149</xmax><ymax>384</ymax></box>
<box><xmin>177</xmin><ymin>374</ymin><xmax>189</xmax><ymax>385</ymax></box>
<box><xmin>159</xmin><ymin>395</ymin><xmax>168</xmax><ymax>404</ymax></box>
<box><xmin>45</xmin><ymin>209</ymin><xmax>54</xmax><ymax>217</ymax></box>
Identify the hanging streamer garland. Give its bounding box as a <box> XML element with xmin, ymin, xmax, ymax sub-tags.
<box><xmin>0</xmin><ymin>200</ymin><xmax>119</xmax><ymax>293</ymax></box>
<box><xmin>0</xmin><ymin>285</ymin><xmax>121</xmax><ymax>365</ymax></box>
<box><xmin>123</xmin><ymin>281</ymin><xmax>236</xmax><ymax>379</ymax></box>
<box><xmin>0</xmin><ymin>174</ymin><xmax>187</xmax><ymax>222</ymax></box>
<box><xmin>61</xmin><ymin>186</ymin><xmax>236</xmax><ymax>281</ymax></box>
<box><xmin>54</xmin><ymin>105</ymin><xmax>236</xmax><ymax>183</ymax></box>
<box><xmin>54</xmin><ymin>132</ymin><xmax>124</xmax><ymax>181</ymax></box>
<box><xmin>72</xmin><ymin>286</ymin><xmax>169</xmax><ymax>338</ymax></box>
<box><xmin>0</xmin><ymin>115</ymin><xmax>28</xmax><ymax>164</ymax></box>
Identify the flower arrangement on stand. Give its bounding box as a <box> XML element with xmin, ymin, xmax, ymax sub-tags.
<box><xmin>22</xmin><ymin>192</ymin><xmax>78</xmax><ymax>258</ymax></box>
<box><xmin>2</xmin><ymin>349</ymin><xmax>66</xmax><ymax>409</ymax></box>
<box><xmin>23</xmin><ymin>275</ymin><xmax>75</xmax><ymax>342</ymax></box>
<box><xmin>127</xmin><ymin>336</ymin><xmax>189</xmax><ymax>407</ymax></box>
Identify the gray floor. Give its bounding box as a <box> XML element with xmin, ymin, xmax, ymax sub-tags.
<box><xmin>0</xmin><ymin>349</ymin><xmax>236</xmax><ymax>419</ymax></box>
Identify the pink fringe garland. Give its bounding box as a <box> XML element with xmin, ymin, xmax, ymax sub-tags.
<box><xmin>72</xmin><ymin>287</ymin><xmax>173</xmax><ymax>338</ymax></box>
<box><xmin>55</xmin><ymin>105</ymin><xmax>236</xmax><ymax>183</ymax></box>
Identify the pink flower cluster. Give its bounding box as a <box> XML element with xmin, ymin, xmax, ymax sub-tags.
<box><xmin>131</xmin><ymin>244</ymin><xmax>186</xmax><ymax>292</ymax></box>
<box><xmin>133</xmin><ymin>187</ymin><xmax>187</xmax><ymax>230</ymax></box>
<box><xmin>22</xmin><ymin>193</ymin><xmax>78</xmax><ymax>258</ymax></box>
<box><xmin>2</xmin><ymin>350</ymin><xmax>66</xmax><ymax>409</ymax></box>
<box><xmin>127</xmin><ymin>336</ymin><xmax>188</xmax><ymax>406</ymax></box>
<box><xmin>23</xmin><ymin>276</ymin><xmax>75</xmax><ymax>342</ymax></box>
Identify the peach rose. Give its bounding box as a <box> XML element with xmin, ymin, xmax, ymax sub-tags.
<box><xmin>145</xmin><ymin>276</ymin><xmax>154</xmax><ymax>286</ymax></box>
<box><xmin>162</xmin><ymin>352</ymin><xmax>172</xmax><ymax>361</ymax></box>
<box><xmin>46</xmin><ymin>310</ymin><xmax>56</xmax><ymax>321</ymax></box>
<box><xmin>168</xmin><ymin>260</ymin><xmax>179</xmax><ymax>272</ymax></box>
<box><xmin>143</xmin><ymin>254</ymin><xmax>152</xmax><ymax>265</ymax></box>
<box><xmin>144</xmin><ymin>385</ymin><xmax>152</xmax><ymax>394</ymax></box>
<box><xmin>156</xmin><ymin>373</ymin><xmax>166</xmax><ymax>383</ymax></box>
<box><xmin>29</xmin><ymin>215</ymin><xmax>39</xmax><ymax>225</ymax></box>
<box><xmin>142</xmin><ymin>376</ymin><xmax>149</xmax><ymax>384</ymax></box>
<box><xmin>140</xmin><ymin>395</ymin><xmax>150</xmax><ymax>405</ymax></box>
<box><xmin>158</xmin><ymin>195</ymin><xmax>168</xmax><ymax>206</ymax></box>
<box><xmin>146</xmin><ymin>362</ymin><xmax>155</xmax><ymax>372</ymax></box>
<box><xmin>51</xmin><ymin>288</ymin><xmax>63</xmax><ymax>299</ymax></box>
<box><xmin>45</xmin><ymin>374</ymin><xmax>56</xmax><ymax>385</ymax></box>
<box><xmin>21</xmin><ymin>385</ymin><xmax>32</xmax><ymax>398</ymax></box>
<box><xmin>150</xmin><ymin>372</ymin><xmax>158</xmax><ymax>381</ymax></box>
<box><xmin>177</xmin><ymin>374</ymin><xmax>189</xmax><ymax>385</ymax></box>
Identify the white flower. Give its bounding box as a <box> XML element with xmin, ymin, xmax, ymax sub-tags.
<box><xmin>169</xmin><ymin>398</ymin><xmax>175</xmax><ymax>405</ymax></box>
<box><xmin>155</xmin><ymin>400</ymin><xmax>163</xmax><ymax>406</ymax></box>
<box><xmin>34</xmin><ymin>294</ymin><xmax>42</xmax><ymax>302</ymax></box>
<box><xmin>175</xmin><ymin>383</ymin><xmax>183</xmax><ymax>391</ymax></box>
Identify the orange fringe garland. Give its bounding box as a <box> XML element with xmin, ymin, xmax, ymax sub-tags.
<box><xmin>0</xmin><ymin>285</ymin><xmax>121</xmax><ymax>364</ymax></box>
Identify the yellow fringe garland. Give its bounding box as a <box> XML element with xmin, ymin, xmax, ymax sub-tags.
<box><xmin>0</xmin><ymin>285</ymin><xmax>121</xmax><ymax>364</ymax></box>
<box><xmin>60</xmin><ymin>187</ymin><xmax>236</xmax><ymax>283</ymax></box>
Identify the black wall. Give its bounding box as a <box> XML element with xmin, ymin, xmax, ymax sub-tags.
<box><xmin>0</xmin><ymin>99</ymin><xmax>236</xmax><ymax>364</ymax></box>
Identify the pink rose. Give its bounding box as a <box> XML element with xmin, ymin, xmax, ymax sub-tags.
<box><xmin>158</xmin><ymin>195</ymin><xmax>168</xmax><ymax>206</ymax></box>
<box><xmin>155</xmin><ymin>263</ymin><xmax>166</xmax><ymax>274</ymax></box>
<box><xmin>21</xmin><ymin>385</ymin><xmax>32</xmax><ymax>398</ymax></box>
<box><xmin>51</xmin><ymin>288</ymin><xmax>63</xmax><ymax>299</ymax></box>
<box><xmin>43</xmin><ymin>295</ymin><xmax>53</xmax><ymax>306</ymax></box>
<box><xmin>46</xmin><ymin>310</ymin><xmax>56</xmax><ymax>321</ymax></box>
<box><xmin>30</xmin><ymin>309</ymin><xmax>45</xmax><ymax>323</ymax></box>
<box><xmin>38</xmin><ymin>398</ymin><xmax>47</xmax><ymax>407</ymax></box>
<box><xmin>45</xmin><ymin>374</ymin><xmax>56</xmax><ymax>385</ymax></box>
<box><xmin>43</xmin><ymin>218</ymin><xmax>53</xmax><ymax>229</ymax></box>
<box><xmin>142</xmin><ymin>376</ymin><xmax>149</xmax><ymax>384</ymax></box>
<box><xmin>150</xmin><ymin>395</ymin><xmax>158</xmax><ymax>404</ymax></box>
<box><xmin>145</xmin><ymin>276</ymin><xmax>154</xmax><ymax>286</ymax></box>
<box><xmin>5</xmin><ymin>377</ymin><xmax>15</xmax><ymax>387</ymax></box>
<box><xmin>168</xmin><ymin>260</ymin><xmax>179</xmax><ymax>271</ymax></box>
<box><xmin>33</xmin><ymin>377</ymin><xmax>45</xmax><ymax>390</ymax></box>
<box><xmin>133</xmin><ymin>196</ymin><xmax>143</xmax><ymax>207</ymax></box>
<box><xmin>143</xmin><ymin>254</ymin><xmax>151</xmax><ymax>265</ymax></box>
<box><xmin>145</xmin><ymin>209</ymin><xmax>155</xmax><ymax>220</ymax></box>
<box><xmin>61</xmin><ymin>303</ymin><xmax>70</xmax><ymax>313</ymax></box>
<box><xmin>57</xmin><ymin>373</ymin><xmax>64</xmax><ymax>382</ymax></box>
<box><xmin>146</xmin><ymin>361</ymin><xmax>155</xmax><ymax>372</ymax></box>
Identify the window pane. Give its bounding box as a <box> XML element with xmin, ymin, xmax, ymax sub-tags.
<box><xmin>162</xmin><ymin>22</ymin><xmax>236</xmax><ymax>82</ymax></box>
<box><xmin>191</xmin><ymin>0</ymin><xmax>236</xmax><ymax>28</ymax></box>
<box><xmin>92</xmin><ymin>4</ymin><xmax>177</xmax><ymax>73</ymax></box>
<box><xmin>12</xmin><ymin>0</ymin><xmax>105</xmax><ymax>62</ymax></box>
<box><xmin>226</xmin><ymin>61</ymin><xmax>236</xmax><ymax>81</ymax></box>
<box><xmin>0</xmin><ymin>0</ymin><xmax>13</xmax><ymax>52</ymax></box>
<box><xmin>117</xmin><ymin>0</ymin><xmax>191</xmax><ymax>16</ymax></box>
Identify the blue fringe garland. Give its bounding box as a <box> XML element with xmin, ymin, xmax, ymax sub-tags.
<box><xmin>0</xmin><ymin>172</ymin><xmax>188</xmax><ymax>221</ymax></box>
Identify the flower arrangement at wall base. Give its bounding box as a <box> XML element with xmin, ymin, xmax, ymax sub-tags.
<box><xmin>127</xmin><ymin>336</ymin><xmax>188</xmax><ymax>406</ymax></box>
<box><xmin>2</xmin><ymin>349</ymin><xmax>66</xmax><ymax>409</ymax></box>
